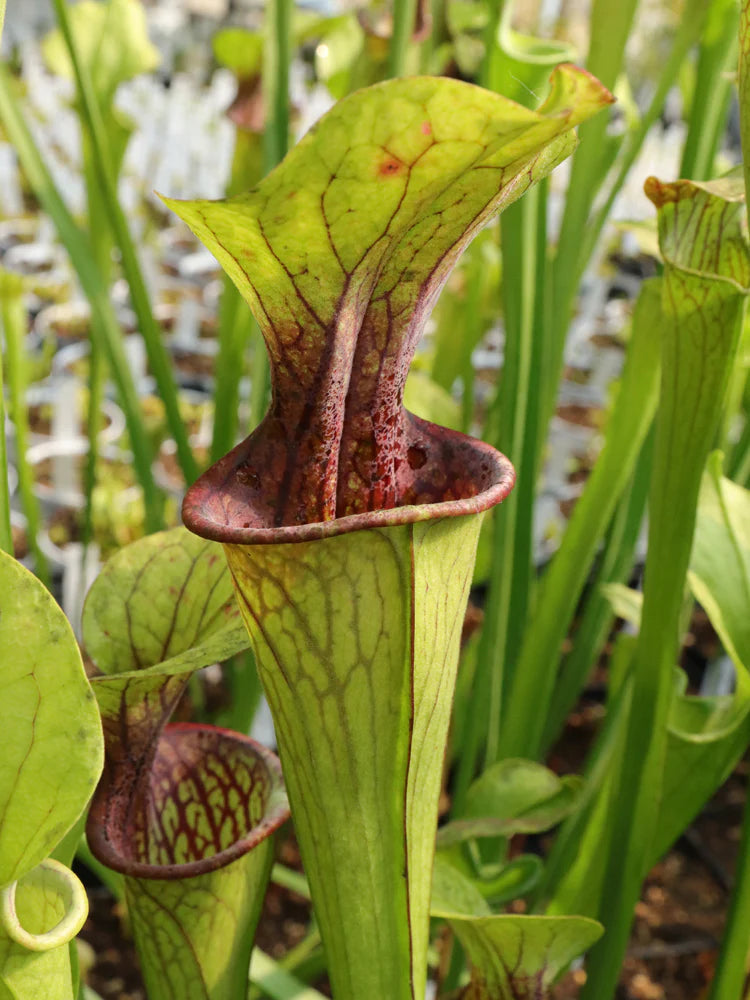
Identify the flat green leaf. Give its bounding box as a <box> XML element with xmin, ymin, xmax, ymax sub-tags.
<box><xmin>0</xmin><ymin>552</ymin><xmax>103</xmax><ymax>888</ymax></box>
<box><xmin>42</xmin><ymin>0</ymin><xmax>159</xmax><ymax>106</ymax></box>
<box><xmin>212</xmin><ymin>28</ymin><xmax>264</xmax><ymax>79</ymax></box>
<box><xmin>82</xmin><ymin>527</ymin><xmax>249</xmax><ymax>770</ymax></box>
<box><xmin>431</xmin><ymin>854</ymin><xmax>491</xmax><ymax>916</ymax></box>
<box><xmin>403</xmin><ymin>370</ymin><xmax>462</xmax><ymax>430</ymax></box>
<box><xmin>432</xmin><ymin>913</ymin><xmax>603</xmax><ymax>999</ymax></box>
<box><xmin>600</xmin><ymin>582</ymin><xmax>642</xmax><ymax>629</ymax></box>
<box><xmin>432</xmin><ymin>850</ymin><xmax>542</xmax><ymax>913</ymax></box>
<box><xmin>437</xmin><ymin>760</ymin><xmax>581</xmax><ymax>847</ymax></box>
<box><xmin>166</xmin><ymin>68</ymin><xmax>613</xmax><ymax>524</ymax></box>
<box><xmin>689</xmin><ymin>452</ymin><xmax>750</xmax><ymax>672</ymax></box>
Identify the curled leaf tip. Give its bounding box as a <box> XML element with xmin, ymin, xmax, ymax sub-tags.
<box><xmin>0</xmin><ymin>860</ymin><xmax>89</xmax><ymax>952</ymax></box>
<box><xmin>644</xmin><ymin>176</ymin><xmax>700</xmax><ymax>208</ymax></box>
<box><xmin>646</xmin><ymin>171</ymin><xmax>750</xmax><ymax>291</ymax></box>
<box><xmin>540</xmin><ymin>62</ymin><xmax>616</xmax><ymax>123</ymax></box>
<box><xmin>645</xmin><ymin>172</ymin><xmax>748</xmax><ymax>208</ymax></box>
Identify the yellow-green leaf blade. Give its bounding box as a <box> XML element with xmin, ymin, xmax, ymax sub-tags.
<box><xmin>42</xmin><ymin>0</ymin><xmax>159</xmax><ymax>105</ymax></box>
<box><xmin>0</xmin><ymin>552</ymin><xmax>103</xmax><ymax>888</ymax></box>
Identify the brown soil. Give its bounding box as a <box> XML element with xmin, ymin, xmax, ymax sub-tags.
<box><xmin>12</xmin><ymin>521</ymin><xmax>29</xmax><ymax>559</ymax></box>
<box><xmin>33</xmin><ymin>453</ymin><xmax>134</xmax><ymax>492</ymax></box>
<box><xmin>47</xmin><ymin>315</ymin><xmax>91</xmax><ymax>340</ymax></box>
<box><xmin>170</xmin><ymin>348</ymin><xmax>215</xmax><ymax>379</ymax></box>
<box><xmin>158</xmin><ymin>309</ymin><xmax>218</xmax><ymax>341</ymax></box>
<box><xmin>27</xmin><ymin>403</ymin><xmax>110</xmax><ymax>438</ymax></box>
<box><xmin>156</xmin><ymin>442</ymin><xmax>210</xmax><ymax>492</ymax></box>
<box><xmin>47</xmin><ymin>504</ymin><xmax>81</xmax><ymax>547</ymax></box>
<box><xmin>556</xmin><ymin>403</ymin><xmax>604</xmax><ymax>430</ymax></box>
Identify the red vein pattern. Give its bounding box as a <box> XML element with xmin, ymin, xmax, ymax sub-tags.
<box><xmin>173</xmin><ymin>70</ymin><xmax>613</xmax><ymax>542</ymax></box>
<box><xmin>88</xmin><ymin>723</ymin><xmax>288</xmax><ymax>880</ymax></box>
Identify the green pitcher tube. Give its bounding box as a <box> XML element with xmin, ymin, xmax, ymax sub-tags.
<box><xmin>184</xmin><ymin>423</ymin><xmax>514</xmax><ymax>1000</ymax></box>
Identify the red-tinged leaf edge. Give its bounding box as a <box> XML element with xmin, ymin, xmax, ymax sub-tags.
<box><xmin>87</xmin><ymin>723</ymin><xmax>289</xmax><ymax>880</ymax></box>
<box><xmin>183</xmin><ymin>416</ymin><xmax>515</xmax><ymax>545</ymax></box>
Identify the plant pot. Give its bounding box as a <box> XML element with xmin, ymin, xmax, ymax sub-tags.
<box><xmin>10</xmin><ymin>510</ymin><xmax>30</xmax><ymax>566</ymax></box>
<box><xmin>153</xmin><ymin>435</ymin><xmax>210</xmax><ymax>501</ymax></box>
<box><xmin>155</xmin><ymin>299</ymin><xmax>218</xmax><ymax>346</ymax></box>
<box><xmin>34</xmin><ymin>300</ymin><xmax>92</xmax><ymax>346</ymax></box>
<box><xmin>3</xmin><ymin>241</ymin><xmax>63</xmax><ymax>276</ymax></box>
<box><xmin>23</xmin><ymin>380</ymin><xmax>126</xmax><ymax>447</ymax></box>
<box><xmin>38</xmin><ymin>521</ymin><xmax>101</xmax><ymax>635</ymax></box>
<box><xmin>25</xmin><ymin>437</ymin><xmax>138</xmax><ymax>518</ymax></box>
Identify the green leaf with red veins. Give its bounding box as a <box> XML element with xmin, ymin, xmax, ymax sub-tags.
<box><xmin>164</xmin><ymin>67</ymin><xmax>613</xmax><ymax>526</ymax></box>
<box><xmin>226</xmin><ymin>513</ymin><xmax>484</xmax><ymax>1000</ymax></box>
<box><xmin>82</xmin><ymin>526</ymin><xmax>249</xmax><ymax>791</ymax></box>
<box><xmin>81</xmin><ymin>526</ymin><xmax>248</xmax><ymax>838</ymax></box>
<box><xmin>83</xmin><ymin>526</ymin><xmax>240</xmax><ymax>675</ymax></box>
<box><xmin>88</xmin><ymin>725</ymin><xmax>288</xmax><ymax>1000</ymax></box>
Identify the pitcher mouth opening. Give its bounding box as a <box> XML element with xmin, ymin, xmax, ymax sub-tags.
<box><xmin>182</xmin><ymin>414</ymin><xmax>515</xmax><ymax>547</ymax></box>
<box><xmin>87</xmin><ymin>723</ymin><xmax>289</xmax><ymax>881</ymax></box>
